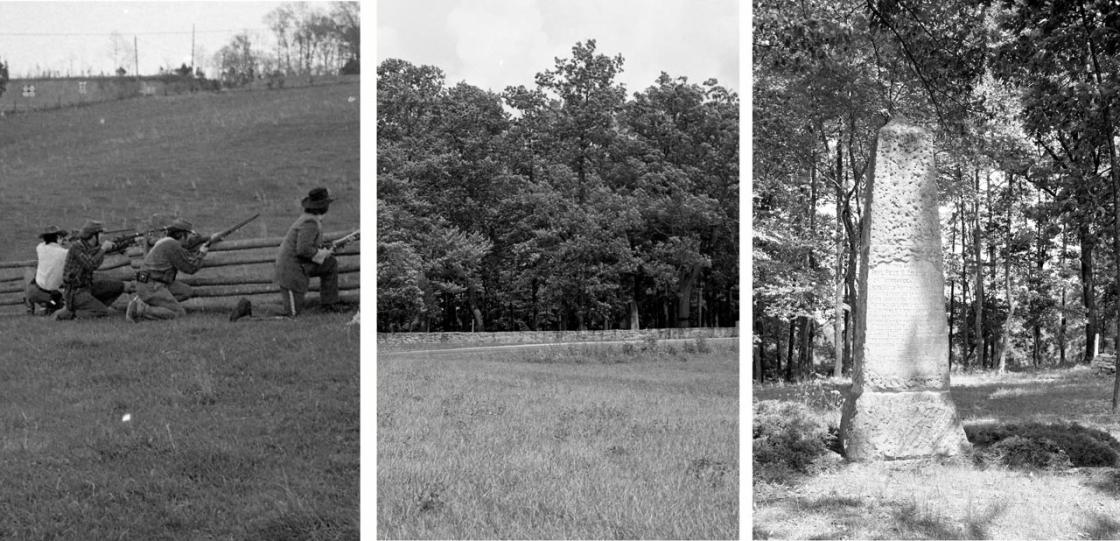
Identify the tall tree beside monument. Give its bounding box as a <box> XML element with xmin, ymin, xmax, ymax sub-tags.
<box><xmin>841</xmin><ymin>117</ymin><xmax>970</xmax><ymax>460</ymax></box>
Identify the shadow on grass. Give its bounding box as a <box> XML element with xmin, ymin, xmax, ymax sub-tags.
<box><xmin>753</xmin><ymin>492</ymin><xmax>1006</xmax><ymax>540</ymax></box>
<box><xmin>1084</xmin><ymin>470</ymin><xmax>1120</xmax><ymax>498</ymax></box>
<box><xmin>1083</xmin><ymin>512</ymin><xmax>1120</xmax><ymax>540</ymax></box>
<box><xmin>757</xmin><ymin>369</ymin><xmax>1120</xmax><ymax>430</ymax></box>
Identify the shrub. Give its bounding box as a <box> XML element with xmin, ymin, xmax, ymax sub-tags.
<box><xmin>753</xmin><ymin>400</ymin><xmax>832</xmax><ymax>474</ymax></box>
<box><xmin>966</xmin><ymin>422</ymin><xmax>1120</xmax><ymax>468</ymax></box>
<box><xmin>977</xmin><ymin>436</ymin><xmax>1072</xmax><ymax>470</ymax></box>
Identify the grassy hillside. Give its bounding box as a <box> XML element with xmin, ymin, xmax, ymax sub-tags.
<box><xmin>378</xmin><ymin>341</ymin><xmax>739</xmax><ymax>539</ymax></box>
<box><xmin>0</xmin><ymin>313</ymin><xmax>358</xmax><ymax>539</ymax></box>
<box><xmin>0</xmin><ymin>81</ymin><xmax>360</xmax><ymax>261</ymax></box>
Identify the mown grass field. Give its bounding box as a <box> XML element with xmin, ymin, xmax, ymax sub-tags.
<box><xmin>0</xmin><ymin>79</ymin><xmax>360</xmax><ymax>260</ymax></box>
<box><xmin>754</xmin><ymin>367</ymin><xmax>1120</xmax><ymax>540</ymax></box>
<box><xmin>0</xmin><ymin>313</ymin><xmax>358</xmax><ymax>539</ymax></box>
<box><xmin>377</xmin><ymin>340</ymin><xmax>739</xmax><ymax>539</ymax></box>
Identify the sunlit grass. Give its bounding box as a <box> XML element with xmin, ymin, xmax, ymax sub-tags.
<box><xmin>753</xmin><ymin>366</ymin><xmax>1120</xmax><ymax>539</ymax></box>
<box><xmin>378</xmin><ymin>341</ymin><xmax>739</xmax><ymax>539</ymax></box>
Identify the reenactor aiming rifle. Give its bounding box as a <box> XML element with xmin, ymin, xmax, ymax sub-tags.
<box><xmin>182</xmin><ymin>213</ymin><xmax>260</xmax><ymax>251</ymax></box>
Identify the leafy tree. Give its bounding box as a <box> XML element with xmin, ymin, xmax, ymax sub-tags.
<box><xmin>377</xmin><ymin>43</ymin><xmax>739</xmax><ymax>332</ymax></box>
<box><xmin>991</xmin><ymin>0</ymin><xmax>1120</xmax><ymax>368</ymax></box>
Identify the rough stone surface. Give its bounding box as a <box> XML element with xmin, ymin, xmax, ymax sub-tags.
<box><xmin>842</xmin><ymin>117</ymin><xmax>969</xmax><ymax>461</ymax></box>
<box><xmin>841</xmin><ymin>390</ymin><xmax>970</xmax><ymax>460</ymax></box>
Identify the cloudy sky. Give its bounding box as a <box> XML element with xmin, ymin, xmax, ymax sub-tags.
<box><xmin>377</xmin><ymin>0</ymin><xmax>740</xmax><ymax>96</ymax></box>
<box><xmin>0</xmin><ymin>1</ymin><xmax>283</xmax><ymax>77</ymax></box>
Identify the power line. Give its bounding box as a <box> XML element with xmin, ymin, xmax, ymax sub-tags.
<box><xmin>0</xmin><ymin>28</ymin><xmax>270</xmax><ymax>37</ymax></box>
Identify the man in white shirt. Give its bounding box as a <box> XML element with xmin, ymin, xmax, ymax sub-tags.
<box><xmin>25</xmin><ymin>225</ymin><xmax>70</xmax><ymax>315</ymax></box>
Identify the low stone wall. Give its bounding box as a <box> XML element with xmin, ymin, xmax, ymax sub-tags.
<box><xmin>377</xmin><ymin>326</ymin><xmax>738</xmax><ymax>348</ymax></box>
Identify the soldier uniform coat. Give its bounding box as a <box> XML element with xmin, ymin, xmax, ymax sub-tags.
<box><xmin>274</xmin><ymin>212</ymin><xmax>339</xmax><ymax>315</ymax></box>
<box><xmin>275</xmin><ymin>214</ymin><xmax>323</xmax><ymax>294</ymax></box>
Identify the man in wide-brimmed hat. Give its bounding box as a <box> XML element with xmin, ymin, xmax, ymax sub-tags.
<box><xmin>54</xmin><ymin>219</ymin><xmax>126</xmax><ymax>320</ymax></box>
<box><xmin>263</xmin><ymin>187</ymin><xmax>343</xmax><ymax>318</ymax></box>
<box><xmin>24</xmin><ymin>224</ymin><xmax>69</xmax><ymax>315</ymax></box>
<box><xmin>126</xmin><ymin>217</ymin><xmax>210</xmax><ymax>322</ymax></box>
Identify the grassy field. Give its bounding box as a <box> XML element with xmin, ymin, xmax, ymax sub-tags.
<box><xmin>377</xmin><ymin>340</ymin><xmax>739</xmax><ymax>539</ymax></box>
<box><xmin>0</xmin><ymin>312</ymin><xmax>358</xmax><ymax>539</ymax></box>
<box><xmin>0</xmin><ymin>80</ymin><xmax>360</xmax><ymax>260</ymax></box>
<box><xmin>0</xmin><ymin>80</ymin><xmax>361</xmax><ymax>537</ymax></box>
<box><xmin>754</xmin><ymin>367</ymin><xmax>1120</xmax><ymax>540</ymax></box>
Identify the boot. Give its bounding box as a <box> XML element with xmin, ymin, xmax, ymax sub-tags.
<box><xmin>229</xmin><ymin>297</ymin><xmax>252</xmax><ymax>322</ymax></box>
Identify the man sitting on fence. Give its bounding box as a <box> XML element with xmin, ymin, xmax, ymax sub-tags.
<box><xmin>25</xmin><ymin>224</ymin><xmax>69</xmax><ymax>316</ymax></box>
<box><xmin>54</xmin><ymin>220</ymin><xmax>125</xmax><ymax>320</ymax></box>
<box><xmin>126</xmin><ymin>218</ymin><xmax>209</xmax><ymax>322</ymax></box>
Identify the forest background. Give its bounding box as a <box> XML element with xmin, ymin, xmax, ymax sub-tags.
<box><xmin>376</xmin><ymin>40</ymin><xmax>740</xmax><ymax>333</ymax></box>
<box><xmin>754</xmin><ymin>0</ymin><xmax>1120</xmax><ymax>381</ymax></box>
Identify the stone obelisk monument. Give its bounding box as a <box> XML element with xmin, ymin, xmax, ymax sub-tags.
<box><xmin>840</xmin><ymin>116</ymin><xmax>970</xmax><ymax>461</ymax></box>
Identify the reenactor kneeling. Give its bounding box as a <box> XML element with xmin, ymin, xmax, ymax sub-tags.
<box><xmin>126</xmin><ymin>218</ymin><xmax>210</xmax><ymax>322</ymax></box>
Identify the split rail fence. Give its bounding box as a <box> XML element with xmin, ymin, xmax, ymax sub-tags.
<box><xmin>0</xmin><ymin>230</ymin><xmax>360</xmax><ymax>316</ymax></box>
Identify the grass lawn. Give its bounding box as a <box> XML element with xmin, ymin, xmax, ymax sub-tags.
<box><xmin>377</xmin><ymin>341</ymin><xmax>739</xmax><ymax>539</ymax></box>
<box><xmin>0</xmin><ymin>311</ymin><xmax>359</xmax><ymax>539</ymax></box>
<box><xmin>0</xmin><ymin>80</ymin><xmax>360</xmax><ymax>261</ymax></box>
<box><xmin>753</xmin><ymin>366</ymin><xmax>1120</xmax><ymax>540</ymax></box>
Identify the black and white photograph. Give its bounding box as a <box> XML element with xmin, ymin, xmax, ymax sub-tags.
<box><xmin>377</xmin><ymin>0</ymin><xmax>739</xmax><ymax>538</ymax></box>
<box><xmin>0</xmin><ymin>1</ymin><xmax>359</xmax><ymax>538</ymax></box>
<box><xmin>754</xmin><ymin>0</ymin><xmax>1120</xmax><ymax>538</ymax></box>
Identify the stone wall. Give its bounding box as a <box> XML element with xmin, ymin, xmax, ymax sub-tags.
<box><xmin>377</xmin><ymin>326</ymin><xmax>739</xmax><ymax>348</ymax></box>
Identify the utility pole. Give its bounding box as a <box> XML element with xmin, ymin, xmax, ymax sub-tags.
<box><xmin>134</xmin><ymin>36</ymin><xmax>139</xmax><ymax>79</ymax></box>
<box><xmin>191</xmin><ymin>24</ymin><xmax>195</xmax><ymax>69</ymax></box>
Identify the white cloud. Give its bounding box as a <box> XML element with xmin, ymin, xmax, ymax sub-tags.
<box><xmin>377</xmin><ymin>0</ymin><xmax>738</xmax><ymax>94</ymax></box>
<box><xmin>445</xmin><ymin>0</ymin><xmax>549</xmax><ymax>91</ymax></box>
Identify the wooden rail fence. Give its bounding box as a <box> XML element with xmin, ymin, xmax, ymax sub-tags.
<box><xmin>0</xmin><ymin>230</ymin><xmax>359</xmax><ymax>316</ymax></box>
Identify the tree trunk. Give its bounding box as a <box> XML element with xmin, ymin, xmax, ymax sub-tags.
<box><xmin>972</xmin><ymin>170</ymin><xmax>986</xmax><ymax>370</ymax></box>
<box><xmin>959</xmin><ymin>194</ymin><xmax>971</xmax><ymax>368</ymax></box>
<box><xmin>798</xmin><ymin>316</ymin><xmax>812</xmax><ymax>380</ymax></box>
<box><xmin>755</xmin><ymin>313</ymin><xmax>765</xmax><ymax>382</ymax></box>
<box><xmin>1081</xmin><ymin>222</ymin><xmax>1097</xmax><ymax>364</ymax></box>
<box><xmin>1060</xmin><ymin>222</ymin><xmax>1068</xmax><ymax>366</ymax></box>
<box><xmin>676</xmin><ymin>263</ymin><xmax>701</xmax><ymax>328</ymax></box>
<box><xmin>833</xmin><ymin>128</ymin><xmax>846</xmax><ymax>378</ymax></box>
<box><xmin>786</xmin><ymin>319</ymin><xmax>796</xmax><ymax>382</ymax></box>
<box><xmin>468</xmin><ymin>285</ymin><xmax>485</xmax><ymax>332</ymax></box>
<box><xmin>997</xmin><ymin>172</ymin><xmax>1015</xmax><ymax>374</ymax></box>
<box><xmin>948</xmin><ymin>206</ymin><xmax>957</xmax><ymax>370</ymax></box>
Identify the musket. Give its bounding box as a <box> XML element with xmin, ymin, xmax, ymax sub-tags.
<box><xmin>202</xmin><ymin>213</ymin><xmax>261</xmax><ymax>249</ymax></box>
<box><xmin>105</xmin><ymin>230</ymin><xmax>159</xmax><ymax>254</ymax></box>
<box><xmin>328</xmin><ymin>229</ymin><xmax>360</xmax><ymax>251</ymax></box>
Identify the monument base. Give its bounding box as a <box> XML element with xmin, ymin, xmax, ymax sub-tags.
<box><xmin>841</xmin><ymin>389</ymin><xmax>970</xmax><ymax>461</ymax></box>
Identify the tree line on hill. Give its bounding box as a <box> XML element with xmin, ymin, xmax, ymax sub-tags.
<box><xmin>754</xmin><ymin>0</ymin><xmax>1120</xmax><ymax>382</ymax></box>
<box><xmin>216</xmin><ymin>1</ymin><xmax>359</xmax><ymax>87</ymax></box>
<box><xmin>377</xmin><ymin>40</ymin><xmax>739</xmax><ymax>333</ymax></box>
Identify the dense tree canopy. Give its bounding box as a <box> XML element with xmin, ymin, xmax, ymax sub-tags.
<box><xmin>378</xmin><ymin>40</ymin><xmax>739</xmax><ymax>332</ymax></box>
<box><xmin>754</xmin><ymin>0</ymin><xmax>1120</xmax><ymax>383</ymax></box>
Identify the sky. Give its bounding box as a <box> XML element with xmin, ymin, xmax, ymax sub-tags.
<box><xmin>0</xmin><ymin>1</ymin><xmax>285</xmax><ymax>78</ymax></box>
<box><xmin>377</xmin><ymin>0</ymin><xmax>740</xmax><ymax>96</ymax></box>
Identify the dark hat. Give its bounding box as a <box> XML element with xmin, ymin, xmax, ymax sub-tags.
<box><xmin>77</xmin><ymin>219</ymin><xmax>105</xmax><ymax>239</ymax></box>
<box><xmin>39</xmin><ymin>225</ymin><xmax>68</xmax><ymax>239</ymax></box>
<box><xmin>301</xmin><ymin>187</ymin><xmax>333</xmax><ymax>210</ymax></box>
<box><xmin>166</xmin><ymin>218</ymin><xmax>194</xmax><ymax>234</ymax></box>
